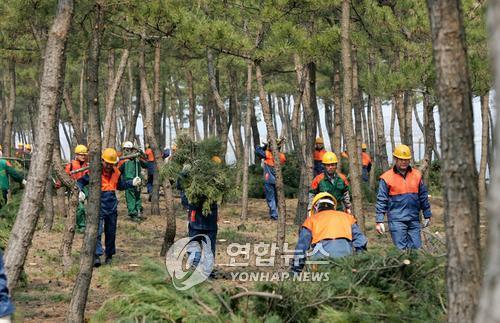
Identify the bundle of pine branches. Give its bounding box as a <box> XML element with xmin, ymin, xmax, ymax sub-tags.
<box><xmin>160</xmin><ymin>135</ymin><xmax>236</xmax><ymax>215</ymax></box>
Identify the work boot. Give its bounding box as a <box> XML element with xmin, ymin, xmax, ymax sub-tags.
<box><xmin>105</xmin><ymin>255</ymin><xmax>112</xmax><ymax>265</ymax></box>
<box><xmin>93</xmin><ymin>257</ymin><xmax>101</xmax><ymax>268</ymax></box>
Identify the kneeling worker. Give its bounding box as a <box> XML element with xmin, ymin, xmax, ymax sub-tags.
<box><xmin>292</xmin><ymin>192</ymin><xmax>367</xmax><ymax>273</ymax></box>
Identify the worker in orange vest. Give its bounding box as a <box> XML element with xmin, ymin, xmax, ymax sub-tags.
<box><xmin>361</xmin><ymin>144</ymin><xmax>372</xmax><ymax>182</ymax></box>
<box><xmin>255</xmin><ymin>137</ymin><xmax>286</xmax><ymax>220</ymax></box>
<box><xmin>291</xmin><ymin>192</ymin><xmax>367</xmax><ymax>273</ymax></box>
<box><xmin>313</xmin><ymin>137</ymin><xmax>326</xmax><ymax>177</ymax></box>
<box><xmin>64</xmin><ymin>144</ymin><xmax>89</xmax><ymax>232</ymax></box>
<box><xmin>77</xmin><ymin>148</ymin><xmax>137</xmax><ymax>267</ymax></box>
<box><xmin>143</xmin><ymin>144</ymin><xmax>156</xmax><ymax>201</ymax></box>
<box><xmin>375</xmin><ymin>144</ymin><xmax>432</xmax><ymax>249</ymax></box>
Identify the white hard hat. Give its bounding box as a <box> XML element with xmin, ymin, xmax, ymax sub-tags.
<box><xmin>122</xmin><ymin>141</ymin><xmax>134</xmax><ymax>149</ymax></box>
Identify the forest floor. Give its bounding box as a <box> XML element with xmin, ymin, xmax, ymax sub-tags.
<box><xmin>11</xmin><ymin>192</ymin><xmax>462</xmax><ymax>322</ymax></box>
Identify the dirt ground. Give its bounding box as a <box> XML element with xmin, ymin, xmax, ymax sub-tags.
<box><xmin>13</xmin><ymin>193</ymin><xmax>452</xmax><ymax>322</ymax></box>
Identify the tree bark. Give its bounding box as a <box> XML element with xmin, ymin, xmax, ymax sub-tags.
<box><xmin>63</xmin><ymin>86</ymin><xmax>84</xmax><ymax>144</ymax></box>
<box><xmin>126</xmin><ymin>73</ymin><xmax>141</xmax><ymax>142</ymax></box>
<box><xmin>332</xmin><ymin>60</ymin><xmax>342</xmax><ymax>154</ymax></box>
<box><xmin>373</xmin><ymin>97</ymin><xmax>389</xmax><ymax>171</ymax></box>
<box><xmin>207</xmin><ymin>49</ymin><xmax>229</xmax><ymax>158</ymax></box>
<box><xmin>241</xmin><ymin>62</ymin><xmax>253</xmax><ymax>221</ymax></box>
<box><xmin>79</xmin><ymin>56</ymin><xmax>86</xmax><ymax>141</ymax></box>
<box><xmin>229</xmin><ymin>69</ymin><xmax>244</xmax><ymax>162</ymax></box>
<box><xmin>255</xmin><ymin>62</ymin><xmax>287</xmax><ymax>261</ymax></box>
<box><xmin>139</xmin><ymin>38</ymin><xmax>163</xmax><ymax>216</ymax></box>
<box><xmin>427</xmin><ymin>1</ymin><xmax>482</xmax><ymax>322</ymax></box>
<box><xmin>341</xmin><ymin>0</ymin><xmax>364</xmax><ymax>230</ymax></box>
<box><xmin>422</xmin><ymin>92</ymin><xmax>437</xmax><ymax>182</ymax></box>
<box><xmin>478</xmin><ymin>93</ymin><xmax>489</xmax><ymax>205</ymax></box>
<box><xmin>102</xmin><ymin>48</ymin><xmax>129</xmax><ymax>148</ymax></box>
<box><xmin>390</xmin><ymin>100</ymin><xmax>396</xmax><ymax>152</ymax></box>
<box><xmin>187</xmin><ymin>69</ymin><xmax>196</xmax><ymax>140</ymax></box>
<box><xmin>67</xmin><ymin>3</ymin><xmax>103</xmax><ymax>321</ymax></box>
<box><xmin>42</xmin><ymin>170</ymin><xmax>55</xmax><ymax>232</ymax></box>
<box><xmin>2</xmin><ymin>60</ymin><xmax>15</xmax><ymax>157</ymax></box>
<box><xmin>352</xmin><ymin>48</ymin><xmax>364</xmax><ymax>163</ymax></box>
<box><xmin>4</xmin><ymin>0</ymin><xmax>73</xmax><ymax>292</ymax></box>
<box><xmin>476</xmin><ymin>3</ymin><xmax>500</xmax><ymax>320</ymax></box>
<box><xmin>405</xmin><ymin>91</ymin><xmax>415</xmax><ymax>163</ymax></box>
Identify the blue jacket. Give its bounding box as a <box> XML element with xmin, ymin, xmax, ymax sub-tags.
<box><xmin>375</xmin><ymin>166</ymin><xmax>432</xmax><ymax>223</ymax></box>
<box><xmin>0</xmin><ymin>252</ymin><xmax>14</xmax><ymax>317</ymax></box>
<box><xmin>188</xmin><ymin>202</ymin><xmax>218</xmax><ymax>231</ymax></box>
<box><xmin>77</xmin><ymin>170</ymin><xmax>132</xmax><ymax>215</ymax></box>
<box><xmin>255</xmin><ymin>145</ymin><xmax>286</xmax><ymax>185</ymax></box>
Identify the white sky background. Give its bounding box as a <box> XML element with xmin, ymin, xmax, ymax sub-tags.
<box><xmin>58</xmin><ymin>92</ymin><xmax>496</xmax><ymax>173</ymax></box>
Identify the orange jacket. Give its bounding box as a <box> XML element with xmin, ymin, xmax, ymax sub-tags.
<box><xmin>302</xmin><ymin>209</ymin><xmax>356</xmax><ymax>244</ymax></box>
<box><xmin>264</xmin><ymin>150</ymin><xmax>286</xmax><ymax>167</ymax></box>
<box><xmin>145</xmin><ymin>148</ymin><xmax>155</xmax><ymax>162</ymax></box>
<box><xmin>362</xmin><ymin>152</ymin><xmax>372</xmax><ymax>167</ymax></box>
<box><xmin>64</xmin><ymin>160</ymin><xmax>88</xmax><ymax>181</ymax></box>
<box><xmin>313</xmin><ymin>149</ymin><xmax>326</xmax><ymax>161</ymax></box>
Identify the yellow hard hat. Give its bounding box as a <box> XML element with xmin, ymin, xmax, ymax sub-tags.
<box><xmin>322</xmin><ymin>151</ymin><xmax>338</xmax><ymax>164</ymax></box>
<box><xmin>172</xmin><ymin>144</ymin><xmax>177</xmax><ymax>151</ymax></box>
<box><xmin>361</xmin><ymin>143</ymin><xmax>367</xmax><ymax>150</ymax></box>
<box><xmin>315</xmin><ymin>137</ymin><xmax>324</xmax><ymax>144</ymax></box>
<box><xmin>18</xmin><ymin>143</ymin><xmax>23</xmax><ymax>148</ymax></box>
<box><xmin>102</xmin><ymin>148</ymin><xmax>118</xmax><ymax>164</ymax></box>
<box><xmin>211</xmin><ymin>156</ymin><xmax>222</xmax><ymax>164</ymax></box>
<box><xmin>74</xmin><ymin>144</ymin><xmax>88</xmax><ymax>155</ymax></box>
<box><xmin>311</xmin><ymin>192</ymin><xmax>337</xmax><ymax>210</ymax></box>
<box><xmin>393</xmin><ymin>144</ymin><xmax>412</xmax><ymax>160</ymax></box>
<box><xmin>25</xmin><ymin>144</ymin><xmax>32</xmax><ymax>150</ymax></box>
<box><xmin>0</xmin><ymin>145</ymin><xmax>2</xmax><ymax>150</ymax></box>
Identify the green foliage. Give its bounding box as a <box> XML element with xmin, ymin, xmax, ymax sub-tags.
<box><xmin>254</xmin><ymin>250</ymin><xmax>446</xmax><ymax>323</ymax></box>
<box><xmin>160</xmin><ymin>135</ymin><xmax>237</xmax><ymax>215</ymax></box>
<box><xmin>428</xmin><ymin>160</ymin><xmax>442</xmax><ymax>196</ymax></box>
<box><xmin>0</xmin><ymin>192</ymin><xmax>22</xmax><ymax>250</ymax></box>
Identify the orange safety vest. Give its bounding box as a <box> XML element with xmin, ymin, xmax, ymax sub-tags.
<box><xmin>313</xmin><ymin>149</ymin><xmax>326</xmax><ymax>161</ymax></box>
<box><xmin>102</xmin><ymin>167</ymin><xmax>121</xmax><ymax>191</ymax></box>
<box><xmin>264</xmin><ymin>150</ymin><xmax>286</xmax><ymax>167</ymax></box>
<box><xmin>362</xmin><ymin>152</ymin><xmax>372</xmax><ymax>167</ymax></box>
<box><xmin>380</xmin><ymin>168</ymin><xmax>421</xmax><ymax>196</ymax></box>
<box><xmin>65</xmin><ymin>160</ymin><xmax>88</xmax><ymax>180</ymax></box>
<box><xmin>145</xmin><ymin>148</ymin><xmax>155</xmax><ymax>162</ymax></box>
<box><xmin>302</xmin><ymin>209</ymin><xmax>356</xmax><ymax>244</ymax></box>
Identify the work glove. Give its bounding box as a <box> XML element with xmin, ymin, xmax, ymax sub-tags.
<box><xmin>375</xmin><ymin>223</ymin><xmax>385</xmax><ymax>234</ymax></box>
<box><xmin>345</xmin><ymin>208</ymin><xmax>352</xmax><ymax>214</ymax></box>
<box><xmin>132</xmin><ymin>177</ymin><xmax>142</xmax><ymax>187</ymax></box>
<box><xmin>78</xmin><ymin>191</ymin><xmax>86</xmax><ymax>202</ymax></box>
<box><xmin>422</xmin><ymin>218</ymin><xmax>431</xmax><ymax>228</ymax></box>
<box><xmin>22</xmin><ymin>179</ymin><xmax>27</xmax><ymax>186</ymax></box>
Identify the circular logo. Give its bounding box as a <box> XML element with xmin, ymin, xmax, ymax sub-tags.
<box><xmin>165</xmin><ymin>234</ymin><xmax>214</xmax><ymax>290</ymax></box>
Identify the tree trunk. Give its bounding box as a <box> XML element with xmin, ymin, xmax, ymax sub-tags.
<box><xmin>341</xmin><ymin>0</ymin><xmax>364</xmax><ymax>230</ymax></box>
<box><xmin>405</xmin><ymin>91</ymin><xmax>415</xmax><ymax>163</ymax></box>
<box><xmin>187</xmin><ymin>69</ymin><xmax>196</xmax><ymax>139</ymax></box>
<box><xmin>241</xmin><ymin>62</ymin><xmax>253</xmax><ymax>221</ymax></box>
<box><xmin>291</xmin><ymin>54</ymin><xmax>308</xmax><ymax>225</ymax></box>
<box><xmin>42</xmin><ymin>170</ymin><xmax>55</xmax><ymax>232</ymax></box>
<box><xmin>153</xmin><ymin>43</ymin><xmax>162</xmax><ymax>144</ymax></box>
<box><xmin>67</xmin><ymin>3</ymin><xmax>103</xmax><ymax>321</ymax></box>
<box><xmin>390</xmin><ymin>100</ymin><xmax>396</xmax><ymax>151</ymax></box>
<box><xmin>422</xmin><ymin>92</ymin><xmax>437</xmax><ymax>182</ymax></box>
<box><xmin>352</xmin><ymin>48</ymin><xmax>364</xmax><ymax>162</ymax></box>
<box><xmin>79</xmin><ymin>56</ymin><xmax>86</xmax><ymax>141</ymax></box>
<box><xmin>229</xmin><ymin>69</ymin><xmax>244</xmax><ymax>162</ymax></box>
<box><xmin>139</xmin><ymin>38</ymin><xmax>163</xmax><ymax>216</ymax></box>
<box><xmin>476</xmin><ymin>3</ymin><xmax>500</xmax><ymax>320</ymax></box>
<box><xmin>4</xmin><ymin>0</ymin><xmax>73</xmax><ymax>292</ymax></box>
<box><xmin>478</xmin><ymin>93</ymin><xmax>489</xmax><ymax>205</ymax></box>
<box><xmin>60</xmin><ymin>186</ymin><xmax>79</xmax><ymax>272</ymax></box>
<box><xmin>63</xmin><ymin>86</ymin><xmax>84</xmax><ymax>144</ymax></box>
<box><xmin>103</xmin><ymin>48</ymin><xmax>129</xmax><ymax>148</ymax></box>
<box><xmin>2</xmin><ymin>60</ymin><xmax>15</xmax><ymax>157</ymax></box>
<box><xmin>255</xmin><ymin>62</ymin><xmax>287</xmax><ymax>262</ymax></box>
<box><xmin>126</xmin><ymin>73</ymin><xmax>141</xmax><ymax>142</ymax></box>
<box><xmin>250</xmin><ymin>95</ymin><xmax>260</xmax><ymax>149</ymax></box>
<box><xmin>160</xmin><ymin>173</ymin><xmax>176</xmax><ymax>256</ymax></box>
<box><xmin>207</xmin><ymin>49</ymin><xmax>228</xmax><ymax>158</ymax></box>
<box><xmin>427</xmin><ymin>1</ymin><xmax>482</xmax><ymax>322</ymax></box>
<box><xmin>332</xmin><ymin>61</ymin><xmax>342</xmax><ymax>154</ymax></box>
<box><xmin>373</xmin><ymin>96</ymin><xmax>389</xmax><ymax>171</ymax></box>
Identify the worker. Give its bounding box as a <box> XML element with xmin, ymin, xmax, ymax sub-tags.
<box><xmin>375</xmin><ymin>144</ymin><xmax>432</xmax><ymax>250</ymax></box>
<box><xmin>77</xmin><ymin>148</ymin><xmax>137</xmax><ymax>267</ymax></box>
<box><xmin>309</xmin><ymin>152</ymin><xmax>351</xmax><ymax>213</ymax></box>
<box><xmin>0</xmin><ymin>158</ymin><xmax>26</xmax><ymax>208</ymax></box>
<box><xmin>313</xmin><ymin>137</ymin><xmax>326</xmax><ymax>177</ymax></box>
<box><xmin>15</xmin><ymin>144</ymin><xmax>24</xmax><ymax>159</ymax></box>
<box><xmin>0</xmin><ymin>251</ymin><xmax>14</xmax><ymax>322</ymax></box>
<box><xmin>143</xmin><ymin>144</ymin><xmax>156</xmax><ymax>201</ymax></box>
<box><xmin>361</xmin><ymin>144</ymin><xmax>372</xmax><ymax>182</ymax></box>
<box><xmin>185</xmin><ymin>156</ymin><xmax>222</xmax><ymax>276</ymax></box>
<box><xmin>255</xmin><ymin>138</ymin><xmax>286</xmax><ymax>220</ymax></box>
<box><xmin>118</xmin><ymin>141</ymin><xmax>147</xmax><ymax>222</ymax></box>
<box><xmin>64</xmin><ymin>144</ymin><xmax>89</xmax><ymax>233</ymax></box>
<box><xmin>291</xmin><ymin>192</ymin><xmax>367</xmax><ymax>273</ymax></box>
